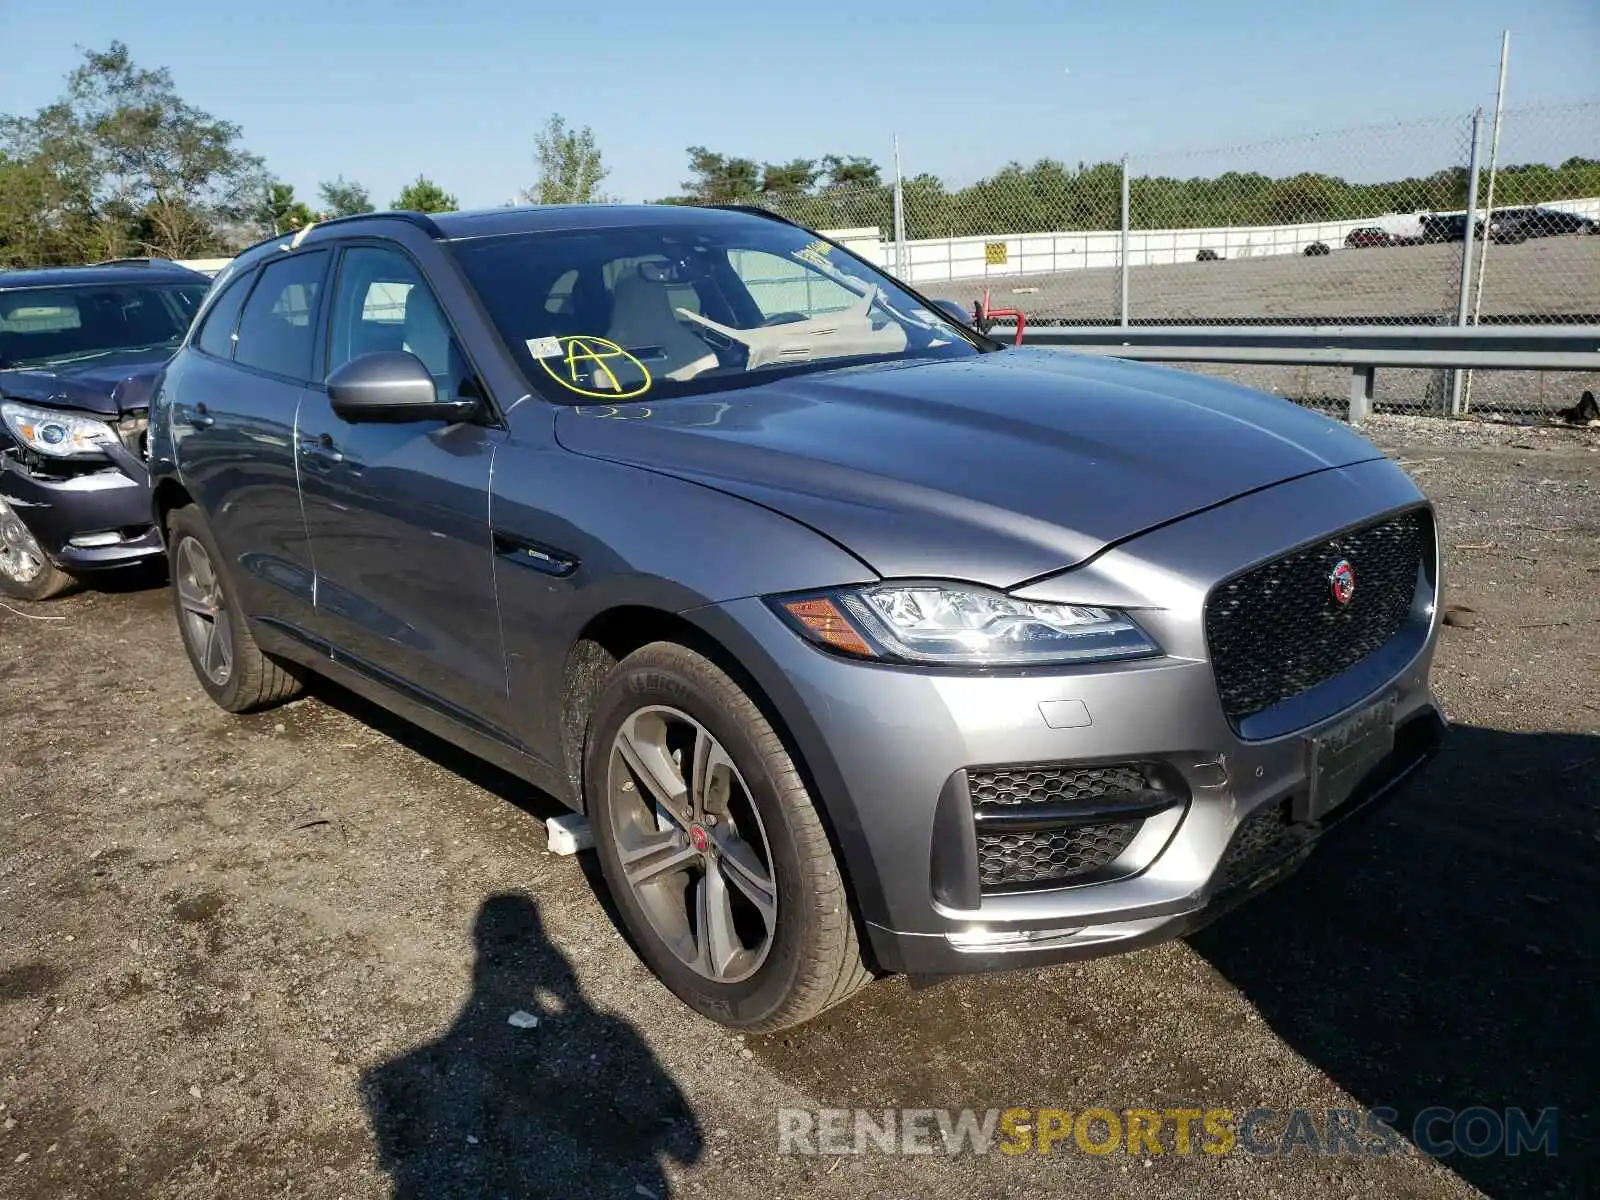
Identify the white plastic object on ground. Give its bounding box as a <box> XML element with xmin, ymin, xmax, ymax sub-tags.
<box><xmin>546</xmin><ymin>813</ymin><xmax>594</xmax><ymax>855</ymax></box>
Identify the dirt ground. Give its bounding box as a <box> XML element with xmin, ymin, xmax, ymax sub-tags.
<box><xmin>1</xmin><ymin>417</ymin><xmax>1596</xmax><ymax>1200</ymax></box>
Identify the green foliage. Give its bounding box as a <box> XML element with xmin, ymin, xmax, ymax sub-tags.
<box><xmin>668</xmin><ymin>144</ymin><xmax>1600</xmax><ymax>241</ymax></box>
<box><xmin>0</xmin><ymin>41</ymin><xmax>265</xmax><ymax>265</ymax></box>
<box><xmin>393</xmin><ymin>175</ymin><xmax>458</xmax><ymax>214</ymax></box>
<box><xmin>318</xmin><ymin>176</ymin><xmax>374</xmax><ymax>217</ymax></box>
<box><xmin>524</xmin><ymin>114</ymin><xmax>610</xmax><ymax>204</ymax></box>
<box><xmin>256</xmin><ymin>180</ymin><xmax>314</xmax><ymax>234</ymax></box>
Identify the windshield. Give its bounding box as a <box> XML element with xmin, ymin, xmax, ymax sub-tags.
<box><xmin>449</xmin><ymin>216</ymin><xmax>985</xmax><ymax>403</ymax></box>
<box><xmin>0</xmin><ymin>283</ymin><xmax>205</xmax><ymax>370</ymax></box>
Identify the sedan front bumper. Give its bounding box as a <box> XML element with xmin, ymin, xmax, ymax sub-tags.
<box><xmin>689</xmin><ymin>457</ymin><xmax>1444</xmax><ymax>978</ymax></box>
<box><xmin>0</xmin><ymin>441</ymin><xmax>161</xmax><ymax>574</ymax></box>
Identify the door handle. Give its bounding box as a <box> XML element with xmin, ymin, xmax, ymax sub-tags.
<box><xmin>186</xmin><ymin>403</ymin><xmax>214</xmax><ymax>430</ymax></box>
<box><xmin>299</xmin><ymin>433</ymin><xmax>344</xmax><ymax>465</ymax></box>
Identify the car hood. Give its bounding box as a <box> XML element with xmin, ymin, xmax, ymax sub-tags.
<box><xmin>0</xmin><ymin>347</ymin><xmax>172</xmax><ymax>416</ymax></box>
<box><xmin>552</xmin><ymin>348</ymin><xmax>1385</xmax><ymax>588</ymax></box>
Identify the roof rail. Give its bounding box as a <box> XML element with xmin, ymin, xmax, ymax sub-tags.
<box><xmin>232</xmin><ymin>210</ymin><xmax>447</xmax><ymax>258</ymax></box>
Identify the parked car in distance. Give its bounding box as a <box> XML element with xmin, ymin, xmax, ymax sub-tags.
<box><xmin>0</xmin><ymin>259</ymin><xmax>209</xmax><ymax>599</ymax></box>
<box><xmin>1489</xmin><ymin>206</ymin><xmax>1599</xmax><ymax>244</ymax></box>
<box><xmin>150</xmin><ymin>204</ymin><xmax>1446</xmax><ymax>1031</ymax></box>
<box><xmin>1419</xmin><ymin>213</ymin><xmax>1486</xmax><ymax>243</ymax></box>
<box><xmin>1344</xmin><ymin>227</ymin><xmax>1393</xmax><ymax>249</ymax></box>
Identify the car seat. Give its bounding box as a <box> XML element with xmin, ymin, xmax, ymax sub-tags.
<box><xmin>605</xmin><ymin>267</ymin><xmax>718</xmax><ymax>383</ymax></box>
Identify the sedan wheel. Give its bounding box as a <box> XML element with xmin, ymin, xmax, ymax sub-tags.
<box><xmin>608</xmin><ymin>706</ymin><xmax>779</xmax><ymax>984</ymax></box>
<box><xmin>0</xmin><ymin>495</ymin><xmax>74</xmax><ymax>601</ymax></box>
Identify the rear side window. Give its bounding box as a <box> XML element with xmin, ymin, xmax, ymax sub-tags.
<box><xmin>233</xmin><ymin>251</ymin><xmax>330</xmax><ymax>381</ymax></box>
<box><xmin>195</xmin><ymin>271</ymin><xmax>254</xmax><ymax>359</ymax></box>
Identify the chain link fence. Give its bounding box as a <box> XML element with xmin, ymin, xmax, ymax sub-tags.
<box><xmin>749</xmin><ymin>102</ymin><xmax>1600</xmax><ymax>419</ymax></box>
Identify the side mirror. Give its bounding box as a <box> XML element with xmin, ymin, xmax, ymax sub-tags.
<box><xmin>327</xmin><ymin>351</ymin><xmax>480</xmax><ymax>424</ymax></box>
<box><xmin>931</xmin><ymin>298</ymin><xmax>974</xmax><ymax>327</ymax></box>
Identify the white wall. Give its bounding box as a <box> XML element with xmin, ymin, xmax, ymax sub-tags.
<box><xmin>875</xmin><ymin>196</ymin><xmax>1600</xmax><ymax>285</ymax></box>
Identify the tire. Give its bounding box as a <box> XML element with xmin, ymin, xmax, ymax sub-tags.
<box><xmin>585</xmin><ymin>641</ymin><xmax>871</xmax><ymax>1031</ymax></box>
<box><xmin>166</xmin><ymin>505</ymin><xmax>302</xmax><ymax>713</ymax></box>
<box><xmin>0</xmin><ymin>496</ymin><xmax>77</xmax><ymax>601</ymax></box>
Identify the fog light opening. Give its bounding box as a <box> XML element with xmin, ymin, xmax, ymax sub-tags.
<box><xmin>68</xmin><ymin>531</ymin><xmax>124</xmax><ymax>548</ymax></box>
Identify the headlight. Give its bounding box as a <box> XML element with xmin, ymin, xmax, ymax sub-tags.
<box><xmin>1</xmin><ymin>400</ymin><xmax>116</xmax><ymax>459</ymax></box>
<box><xmin>772</xmin><ymin>582</ymin><xmax>1160</xmax><ymax>667</ymax></box>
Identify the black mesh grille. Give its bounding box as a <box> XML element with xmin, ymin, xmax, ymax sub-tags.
<box><xmin>976</xmin><ymin>822</ymin><xmax>1141</xmax><ymax>890</ymax></box>
<box><xmin>1205</xmin><ymin>510</ymin><xmax>1428</xmax><ymax>725</ymax></box>
<box><xmin>969</xmin><ymin>761</ymin><xmax>1154</xmax><ymax>891</ymax></box>
<box><xmin>970</xmin><ymin>763</ymin><xmax>1150</xmax><ymax>811</ymax></box>
<box><xmin>1213</xmin><ymin>802</ymin><xmax>1311</xmax><ymax>894</ymax></box>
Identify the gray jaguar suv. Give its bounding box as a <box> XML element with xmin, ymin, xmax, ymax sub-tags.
<box><xmin>148</xmin><ymin>204</ymin><xmax>1445</xmax><ymax>1030</ymax></box>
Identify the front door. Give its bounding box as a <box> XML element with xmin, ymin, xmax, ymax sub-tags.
<box><xmin>296</xmin><ymin>243</ymin><xmax>508</xmax><ymax>734</ymax></box>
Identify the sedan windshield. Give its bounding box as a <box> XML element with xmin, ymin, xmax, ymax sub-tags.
<box><xmin>450</xmin><ymin>216</ymin><xmax>984</xmax><ymax>403</ymax></box>
<box><xmin>0</xmin><ymin>283</ymin><xmax>205</xmax><ymax>370</ymax></box>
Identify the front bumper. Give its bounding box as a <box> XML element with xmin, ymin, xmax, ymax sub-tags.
<box><xmin>690</xmin><ymin>457</ymin><xmax>1444</xmax><ymax>978</ymax></box>
<box><xmin>0</xmin><ymin>440</ymin><xmax>161</xmax><ymax>573</ymax></box>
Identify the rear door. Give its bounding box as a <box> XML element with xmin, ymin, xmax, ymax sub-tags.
<box><xmin>295</xmin><ymin>241</ymin><xmax>509</xmax><ymax>733</ymax></box>
<box><xmin>167</xmin><ymin>250</ymin><xmax>330</xmax><ymax>629</ymax></box>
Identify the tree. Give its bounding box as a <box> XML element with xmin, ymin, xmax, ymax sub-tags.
<box><xmin>678</xmin><ymin>147</ymin><xmax>761</xmax><ymax>203</ymax></box>
<box><xmin>760</xmin><ymin>158</ymin><xmax>819</xmax><ymax>196</ymax></box>
<box><xmin>256</xmin><ymin>180</ymin><xmax>314</xmax><ymax>234</ymax></box>
<box><xmin>319</xmin><ymin>175</ymin><xmax>373</xmax><ymax>217</ymax></box>
<box><xmin>393</xmin><ymin>175</ymin><xmax>457</xmax><ymax>213</ymax></box>
<box><xmin>821</xmin><ymin>155</ymin><xmax>882</xmax><ymax>191</ymax></box>
<box><xmin>523</xmin><ymin>114</ymin><xmax>609</xmax><ymax>204</ymax></box>
<box><xmin>0</xmin><ymin>42</ymin><xmax>265</xmax><ymax>259</ymax></box>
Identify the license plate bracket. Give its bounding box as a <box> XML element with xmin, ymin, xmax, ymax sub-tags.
<box><xmin>1299</xmin><ymin>696</ymin><xmax>1396</xmax><ymax>823</ymax></box>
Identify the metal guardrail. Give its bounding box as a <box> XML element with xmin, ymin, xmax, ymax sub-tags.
<box><xmin>997</xmin><ymin>324</ymin><xmax>1600</xmax><ymax>420</ymax></box>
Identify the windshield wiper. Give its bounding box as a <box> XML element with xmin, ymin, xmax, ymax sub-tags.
<box><xmin>36</xmin><ymin>341</ymin><xmax>175</xmax><ymax>368</ymax></box>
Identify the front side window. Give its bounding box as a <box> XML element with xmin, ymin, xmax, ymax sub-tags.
<box><xmin>326</xmin><ymin>245</ymin><xmax>473</xmax><ymax>401</ymax></box>
<box><xmin>0</xmin><ymin>283</ymin><xmax>207</xmax><ymax>370</ymax></box>
<box><xmin>450</xmin><ymin>217</ymin><xmax>982</xmax><ymax>403</ymax></box>
<box><xmin>233</xmin><ymin>251</ymin><xmax>329</xmax><ymax>381</ymax></box>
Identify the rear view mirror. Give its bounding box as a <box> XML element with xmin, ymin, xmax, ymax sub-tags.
<box><xmin>327</xmin><ymin>351</ymin><xmax>479</xmax><ymax>424</ymax></box>
<box><xmin>931</xmin><ymin>299</ymin><xmax>974</xmax><ymax>327</ymax></box>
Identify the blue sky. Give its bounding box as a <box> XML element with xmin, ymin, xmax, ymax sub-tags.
<box><xmin>1</xmin><ymin>0</ymin><xmax>1596</xmax><ymax>209</ymax></box>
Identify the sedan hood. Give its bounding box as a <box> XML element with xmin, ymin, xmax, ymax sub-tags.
<box><xmin>553</xmin><ymin>348</ymin><xmax>1384</xmax><ymax>587</ymax></box>
<box><xmin>0</xmin><ymin>347</ymin><xmax>171</xmax><ymax>416</ymax></box>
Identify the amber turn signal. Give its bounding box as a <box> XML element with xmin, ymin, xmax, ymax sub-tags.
<box><xmin>780</xmin><ymin>597</ymin><xmax>874</xmax><ymax>657</ymax></box>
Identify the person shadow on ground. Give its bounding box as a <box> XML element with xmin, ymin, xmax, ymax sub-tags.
<box><xmin>361</xmin><ymin>893</ymin><xmax>703</xmax><ymax>1199</ymax></box>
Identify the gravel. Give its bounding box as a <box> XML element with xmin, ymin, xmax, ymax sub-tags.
<box><xmin>1</xmin><ymin>417</ymin><xmax>1595</xmax><ymax>1199</ymax></box>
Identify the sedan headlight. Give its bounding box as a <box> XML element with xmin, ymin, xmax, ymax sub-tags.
<box><xmin>1</xmin><ymin>400</ymin><xmax>116</xmax><ymax>459</ymax></box>
<box><xmin>772</xmin><ymin>582</ymin><xmax>1159</xmax><ymax>667</ymax></box>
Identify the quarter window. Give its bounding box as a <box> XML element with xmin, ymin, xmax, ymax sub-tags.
<box><xmin>195</xmin><ymin>271</ymin><xmax>254</xmax><ymax>359</ymax></box>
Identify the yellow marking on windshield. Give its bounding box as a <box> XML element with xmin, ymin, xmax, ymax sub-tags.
<box><xmin>534</xmin><ymin>335</ymin><xmax>652</xmax><ymax>399</ymax></box>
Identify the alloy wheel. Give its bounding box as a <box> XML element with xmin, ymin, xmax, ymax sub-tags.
<box><xmin>0</xmin><ymin>496</ymin><xmax>47</xmax><ymax>585</ymax></box>
<box><xmin>607</xmin><ymin>706</ymin><xmax>779</xmax><ymax>984</ymax></box>
<box><xmin>174</xmin><ymin>535</ymin><xmax>234</xmax><ymax>686</ymax></box>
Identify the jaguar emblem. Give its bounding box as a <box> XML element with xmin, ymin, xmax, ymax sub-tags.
<box><xmin>1328</xmin><ymin>559</ymin><xmax>1356</xmax><ymax>606</ymax></box>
